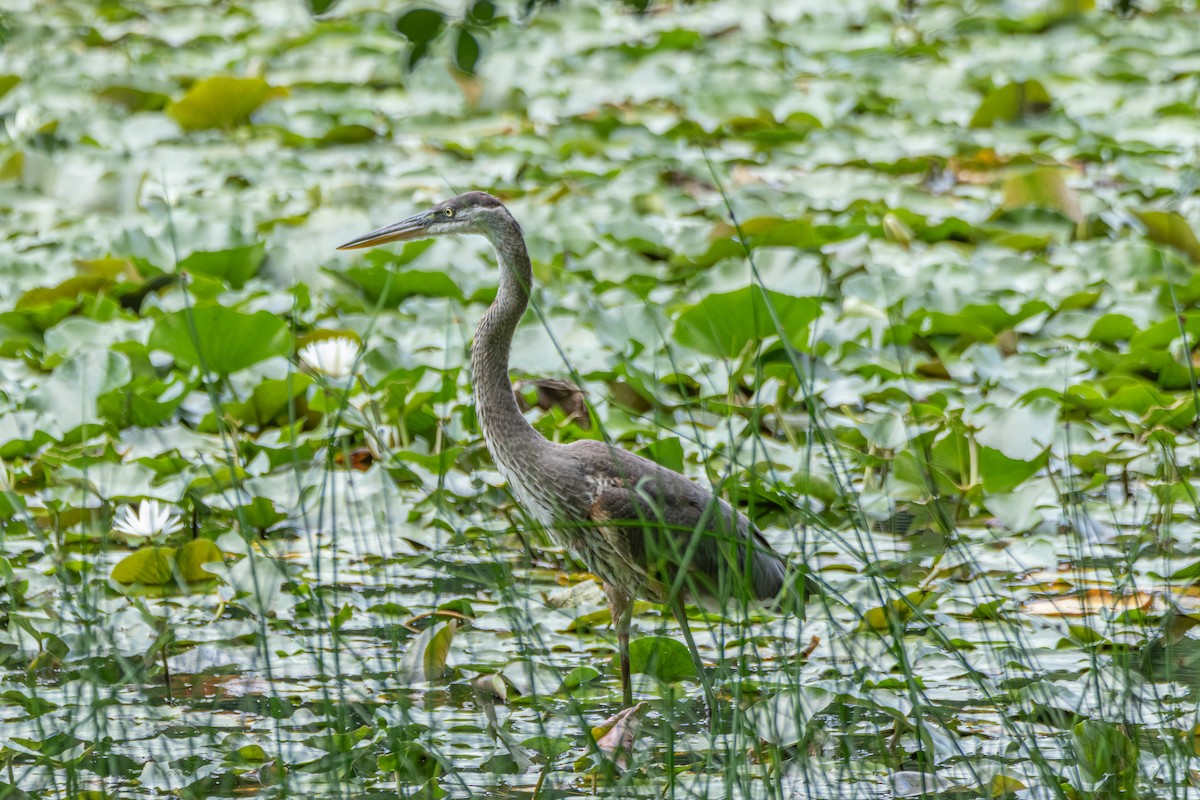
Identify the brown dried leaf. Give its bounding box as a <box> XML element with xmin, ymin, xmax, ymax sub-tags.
<box><xmin>515</xmin><ymin>378</ymin><xmax>590</xmax><ymax>428</ymax></box>
<box><xmin>591</xmin><ymin>702</ymin><xmax>648</xmax><ymax>772</ymax></box>
<box><xmin>1023</xmin><ymin>589</ymin><xmax>1163</xmax><ymax>617</ymax></box>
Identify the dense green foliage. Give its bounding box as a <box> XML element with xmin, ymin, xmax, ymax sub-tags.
<box><xmin>3</xmin><ymin>0</ymin><xmax>1200</xmax><ymax>797</ymax></box>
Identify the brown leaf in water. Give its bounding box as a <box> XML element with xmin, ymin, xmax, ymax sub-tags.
<box><xmin>1023</xmin><ymin>589</ymin><xmax>1163</xmax><ymax>617</ymax></box>
<box><xmin>592</xmin><ymin>702</ymin><xmax>648</xmax><ymax>772</ymax></box>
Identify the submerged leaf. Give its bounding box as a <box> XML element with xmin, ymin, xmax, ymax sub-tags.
<box><xmin>746</xmin><ymin>686</ymin><xmax>833</xmax><ymax>747</ymax></box>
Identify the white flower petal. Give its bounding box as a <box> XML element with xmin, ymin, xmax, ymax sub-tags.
<box><xmin>111</xmin><ymin>498</ymin><xmax>184</xmax><ymax>538</ymax></box>
<box><xmin>299</xmin><ymin>337</ymin><xmax>361</xmax><ymax>378</ymax></box>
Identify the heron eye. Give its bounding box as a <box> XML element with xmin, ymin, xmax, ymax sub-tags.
<box><xmin>443</xmin><ymin>208</ymin><xmax>455</xmax><ymax>217</ymax></box>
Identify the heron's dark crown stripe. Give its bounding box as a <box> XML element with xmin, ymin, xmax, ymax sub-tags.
<box><xmin>439</xmin><ymin>191</ymin><xmax>504</xmax><ymax>211</ymax></box>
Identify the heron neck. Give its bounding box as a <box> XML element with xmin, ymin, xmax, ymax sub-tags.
<box><xmin>471</xmin><ymin>217</ymin><xmax>546</xmax><ymax>459</ymax></box>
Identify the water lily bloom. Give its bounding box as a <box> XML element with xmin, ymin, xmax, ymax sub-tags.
<box><xmin>112</xmin><ymin>499</ymin><xmax>183</xmax><ymax>538</ymax></box>
<box><xmin>299</xmin><ymin>337</ymin><xmax>361</xmax><ymax>378</ymax></box>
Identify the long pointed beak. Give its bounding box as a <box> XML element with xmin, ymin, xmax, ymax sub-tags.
<box><xmin>336</xmin><ymin>212</ymin><xmax>431</xmax><ymax>251</ymax></box>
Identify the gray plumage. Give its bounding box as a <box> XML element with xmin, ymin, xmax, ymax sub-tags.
<box><xmin>338</xmin><ymin>191</ymin><xmax>805</xmax><ymax>717</ymax></box>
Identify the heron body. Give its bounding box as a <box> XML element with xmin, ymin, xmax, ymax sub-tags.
<box><xmin>339</xmin><ymin>192</ymin><xmax>801</xmax><ymax>718</ymax></box>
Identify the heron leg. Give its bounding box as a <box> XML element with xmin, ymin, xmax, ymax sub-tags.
<box><xmin>671</xmin><ymin>600</ymin><xmax>717</xmax><ymax>730</ymax></box>
<box><xmin>603</xmin><ymin>583</ymin><xmax>634</xmax><ymax>707</ymax></box>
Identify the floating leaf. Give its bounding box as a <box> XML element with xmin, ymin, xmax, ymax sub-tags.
<box><xmin>1072</xmin><ymin>720</ymin><xmax>1138</xmax><ymax>782</ymax></box>
<box><xmin>454</xmin><ymin>27</ymin><xmax>481</xmax><ymax>74</ymax></box>
<box><xmin>969</xmin><ymin>80</ymin><xmax>1052</xmax><ymax>128</ymax></box>
<box><xmin>560</xmin><ymin>665</ymin><xmax>601</xmax><ymax>691</ymax></box>
<box><xmin>96</xmin><ymin>85</ymin><xmax>169</xmax><ymax>112</ymax></box>
<box><xmin>746</xmin><ymin>686</ymin><xmax>833</xmax><ymax>747</ymax></box>
<box><xmin>637</xmin><ymin>437</ymin><xmax>684</xmax><ymax>472</ymax></box>
<box><xmin>467</xmin><ymin>0</ymin><xmax>495</xmax><ymax>24</ymax></box>
<box><xmin>332</xmin><ymin>265</ymin><xmax>462</xmax><ymax>306</ymax></box>
<box><xmin>395</xmin><ymin>8</ymin><xmax>444</xmax><ymax>69</ymax></box>
<box><xmin>1003</xmin><ymin>167</ymin><xmax>1081</xmax><ymax>222</ymax></box>
<box><xmin>32</xmin><ymin>352</ymin><xmax>132</xmax><ymax>432</ymax></box>
<box><xmin>112</xmin><ymin>547</ymin><xmax>177</xmax><ymax>585</ymax></box>
<box><xmin>673</xmin><ymin>288</ymin><xmax>820</xmax><ymax>358</ymax></box>
<box><xmin>625</xmin><ymin>635</ymin><xmax>696</xmax><ymax>682</ymax></box>
<box><xmin>0</xmin><ymin>75</ymin><xmax>19</xmax><ymax>100</ymax></box>
<box><xmin>399</xmin><ymin>620</ymin><xmax>457</xmax><ymax>684</ymax></box>
<box><xmin>166</xmin><ymin>76</ymin><xmax>281</xmax><ymax>131</ymax></box>
<box><xmin>15</xmin><ymin>275</ymin><xmax>118</xmax><ymax>330</ymax></box>
<box><xmin>1136</xmin><ymin>211</ymin><xmax>1200</xmax><ymax>263</ymax></box>
<box><xmin>149</xmin><ymin>306</ymin><xmax>291</xmax><ymax>375</ymax></box>
<box><xmin>964</xmin><ymin>398</ymin><xmax>1058</xmax><ymax>462</ymax></box>
<box><xmin>178</xmin><ymin>243</ymin><xmax>266</xmax><ymax>289</ymax></box>
<box><xmin>176</xmin><ymin>540</ymin><xmax>223</xmax><ymax>583</ymax></box>
<box><xmin>858</xmin><ymin>590</ymin><xmax>935</xmax><ymax>632</ymax></box>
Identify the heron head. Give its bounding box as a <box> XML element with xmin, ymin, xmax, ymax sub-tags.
<box><xmin>336</xmin><ymin>191</ymin><xmax>510</xmax><ymax>250</ymax></box>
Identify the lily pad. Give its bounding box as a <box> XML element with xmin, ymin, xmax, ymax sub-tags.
<box><xmin>673</xmin><ymin>288</ymin><xmax>821</xmax><ymax>358</ymax></box>
<box><xmin>178</xmin><ymin>243</ymin><xmax>266</xmax><ymax>289</ymax></box>
<box><xmin>399</xmin><ymin>620</ymin><xmax>457</xmax><ymax>684</ymax></box>
<box><xmin>969</xmin><ymin>80</ymin><xmax>1052</xmax><ymax>128</ymax></box>
<box><xmin>746</xmin><ymin>686</ymin><xmax>833</xmax><ymax>747</ymax></box>
<box><xmin>149</xmin><ymin>306</ymin><xmax>292</xmax><ymax>375</ymax></box>
<box><xmin>112</xmin><ymin>547</ymin><xmax>177</xmax><ymax>585</ymax></box>
<box><xmin>1136</xmin><ymin>211</ymin><xmax>1200</xmax><ymax>263</ymax></box>
<box><xmin>625</xmin><ymin>635</ymin><xmax>696</xmax><ymax>682</ymax></box>
<box><xmin>166</xmin><ymin>76</ymin><xmax>283</xmax><ymax>131</ymax></box>
<box><xmin>175</xmin><ymin>540</ymin><xmax>223</xmax><ymax>583</ymax></box>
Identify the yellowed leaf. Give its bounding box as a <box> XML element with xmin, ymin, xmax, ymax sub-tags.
<box><xmin>1136</xmin><ymin>210</ymin><xmax>1200</xmax><ymax>263</ymax></box>
<box><xmin>1003</xmin><ymin>167</ymin><xmax>1082</xmax><ymax>222</ymax></box>
<box><xmin>1023</xmin><ymin>589</ymin><xmax>1162</xmax><ymax>617</ymax></box>
<box><xmin>166</xmin><ymin>76</ymin><xmax>285</xmax><ymax>131</ymax></box>
<box><xmin>591</xmin><ymin>702</ymin><xmax>648</xmax><ymax>772</ymax></box>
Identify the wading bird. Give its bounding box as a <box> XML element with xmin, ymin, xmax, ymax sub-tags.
<box><xmin>338</xmin><ymin>192</ymin><xmax>806</xmax><ymax>721</ymax></box>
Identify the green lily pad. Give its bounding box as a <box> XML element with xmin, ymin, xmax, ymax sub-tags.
<box><xmin>176</xmin><ymin>539</ymin><xmax>223</xmax><ymax>583</ymax></box>
<box><xmin>399</xmin><ymin>620</ymin><xmax>457</xmax><ymax>684</ymax></box>
<box><xmin>149</xmin><ymin>306</ymin><xmax>292</xmax><ymax>375</ymax></box>
<box><xmin>969</xmin><ymin>80</ymin><xmax>1052</xmax><ymax>128</ymax></box>
<box><xmin>673</xmin><ymin>288</ymin><xmax>820</xmax><ymax>358</ymax></box>
<box><xmin>1136</xmin><ymin>211</ymin><xmax>1200</xmax><ymax>263</ymax></box>
<box><xmin>626</xmin><ymin>635</ymin><xmax>696</xmax><ymax>682</ymax></box>
<box><xmin>166</xmin><ymin>76</ymin><xmax>283</xmax><ymax>131</ymax></box>
<box><xmin>0</xmin><ymin>75</ymin><xmax>19</xmax><ymax>100</ymax></box>
<box><xmin>1003</xmin><ymin>167</ymin><xmax>1081</xmax><ymax>222</ymax></box>
<box><xmin>332</xmin><ymin>265</ymin><xmax>462</xmax><ymax>307</ymax></box>
<box><xmin>112</xmin><ymin>547</ymin><xmax>177</xmax><ymax>585</ymax></box>
<box><xmin>178</xmin><ymin>243</ymin><xmax>266</xmax><ymax>289</ymax></box>
<box><xmin>1072</xmin><ymin>720</ymin><xmax>1138</xmax><ymax>781</ymax></box>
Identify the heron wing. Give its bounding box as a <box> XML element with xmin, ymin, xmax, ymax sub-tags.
<box><xmin>574</xmin><ymin>441</ymin><xmax>791</xmax><ymax>606</ymax></box>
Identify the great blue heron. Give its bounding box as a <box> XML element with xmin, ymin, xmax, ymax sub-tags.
<box><xmin>338</xmin><ymin>191</ymin><xmax>807</xmax><ymax>721</ymax></box>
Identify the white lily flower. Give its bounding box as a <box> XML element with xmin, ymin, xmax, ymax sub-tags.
<box><xmin>299</xmin><ymin>337</ymin><xmax>361</xmax><ymax>379</ymax></box>
<box><xmin>112</xmin><ymin>499</ymin><xmax>184</xmax><ymax>538</ymax></box>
